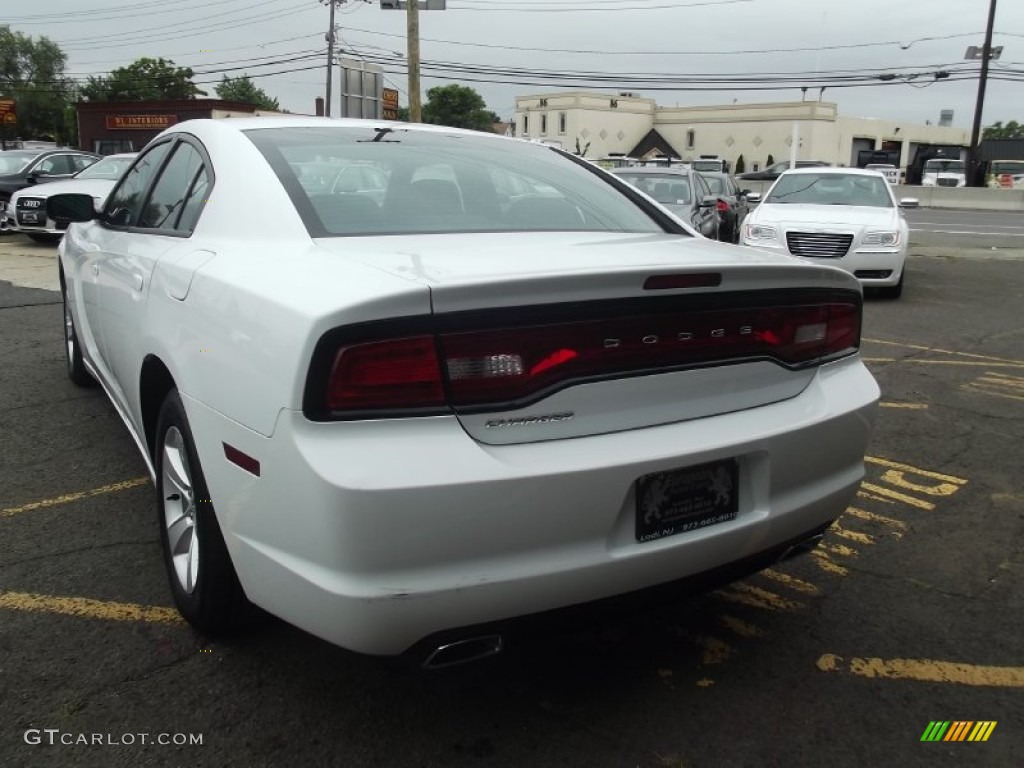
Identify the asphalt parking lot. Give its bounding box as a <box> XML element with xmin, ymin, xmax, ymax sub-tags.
<box><xmin>1</xmin><ymin>225</ymin><xmax>1022</xmax><ymax>768</ymax></box>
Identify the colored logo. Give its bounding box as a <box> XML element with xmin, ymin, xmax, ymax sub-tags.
<box><xmin>921</xmin><ymin>721</ymin><xmax>996</xmax><ymax>742</ymax></box>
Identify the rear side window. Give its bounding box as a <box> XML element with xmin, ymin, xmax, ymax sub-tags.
<box><xmin>105</xmin><ymin>142</ymin><xmax>173</xmax><ymax>226</ymax></box>
<box><xmin>246</xmin><ymin>126</ymin><xmax>672</xmax><ymax>237</ymax></box>
<box><xmin>615</xmin><ymin>173</ymin><xmax>692</xmax><ymax>204</ymax></box>
<box><xmin>139</xmin><ymin>142</ymin><xmax>205</xmax><ymax>230</ymax></box>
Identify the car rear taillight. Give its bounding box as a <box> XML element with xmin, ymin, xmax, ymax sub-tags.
<box><xmin>326</xmin><ymin>336</ymin><xmax>444</xmax><ymax>410</ymax></box>
<box><xmin>716</xmin><ymin>199</ymin><xmax>730</xmax><ymax>213</ymax></box>
<box><xmin>310</xmin><ymin>292</ymin><xmax>861</xmax><ymax>418</ymax></box>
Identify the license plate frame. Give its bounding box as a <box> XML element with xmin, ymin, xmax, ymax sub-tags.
<box><xmin>635</xmin><ymin>459</ymin><xmax>739</xmax><ymax>543</ymax></box>
<box><xmin>19</xmin><ymin>212</ymin><xmax>40</xmax><ymax>224</ymax></box>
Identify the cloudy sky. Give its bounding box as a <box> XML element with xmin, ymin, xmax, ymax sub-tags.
<box><xmin>9</xmin><ymin>0</ymin><xmax>1024</xmax><ymax>129</ymax></box>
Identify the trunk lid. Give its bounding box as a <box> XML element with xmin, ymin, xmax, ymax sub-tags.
<box><xmin>314</xmin><ymin>232</ymin><xmax>862</xmax><ymax>444</ymax></box>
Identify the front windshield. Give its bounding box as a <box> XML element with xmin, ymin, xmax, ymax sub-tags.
<box><xmin>76</xmin><ymin>156</ymin><xmax>135</xmax><ymax>180</ymax></box>
<box><xmin>764</xmin><ymin>173</ymin><xmax>893</xmax><ymax>207</ymax></box>
<box><xmin>247</xmin><ymin>127</ymin><xmax>669</xmax><ymax>237</ymax></box>
<box><xmin>614</xmin><ymin>173</ymin><xmax>691</xmax><ymax>205</ymax></box>
<box><xmin>0</xmin><ymin>151</ymin><xmax>38</xmax><ymax>174</ymax></box>
<box><xmin>991</xmin><ymin>161</ymin><xmax>1024</xmax><ymax>174</ymax></box>
<box><xmin>925</xmin><ymin>160</ymin><xmax>965</xmax><ymax>173</ymax></box>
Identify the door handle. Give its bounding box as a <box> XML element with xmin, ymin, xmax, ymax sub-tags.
<box><xmin>91</xmin><ymin>264</ymin><xmax>99</xmax><ymax>275</ymax></box>
<box><xmin>132</xmin><ymin>274</ymin><xmax>144</xmax><ymax>291</ymax></box>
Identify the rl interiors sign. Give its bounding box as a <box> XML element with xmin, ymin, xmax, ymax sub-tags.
<box><xmin>105</xmin><ymin>115</ymin><xmax>177</xmax><ymax>130</ymax></box>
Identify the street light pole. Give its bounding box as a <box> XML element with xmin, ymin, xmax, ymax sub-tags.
<box><xmin>407</xmin><ymin>0</ymin><xmax>421</xmax><ymax>122</ymax></box>
<box><xmin>322</xmin><ymin>0</ymin><xmax>341</xmax><ymax>117</ymax></box>
<box><xmin>968</xmin><ymin>0</ymin><xmax>998</xmax><ymax>185</ymax></box>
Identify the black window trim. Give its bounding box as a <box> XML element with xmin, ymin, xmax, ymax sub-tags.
<box><xmin>100</xmin><ymin>133</ymin><xmax>215</xmax><ymax>238</ymax></box>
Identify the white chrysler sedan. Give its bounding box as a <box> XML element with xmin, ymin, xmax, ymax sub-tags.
<box><xmin>52</xmin><ymin>118</ymin><xmax>879</xmax><ymax>665</ymax></box>
<box><xmin>742</xmin><ymin>168</ymin><xmax>912</xmax><ymax>298</ymax></box>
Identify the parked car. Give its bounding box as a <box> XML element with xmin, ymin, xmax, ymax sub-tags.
<box><xmin>51</xmin><ymin>117</ymin><xmax>878</xmax><ymax>665</ymax></box>
<box><xmin>741</xmin><ymin>168</ymin><xmax>914</xmax><ymax>298</ymax></box>
<box><xmin>698</xmin><ymin>171</ymin><xmax>751</xmax><ymax>243</ymax></box>
<box><xmin>864</xmin><ymin>163</ymin><xmax>899</xmax><ymax>185</ymax></box>
<box><xmin>4</xmin><ymin>153</ymin><xmax>137</xmax><ymax>242</ymax></box>
<box><xmin>737</xmin><ymin>160</ymin><xmax>831</xmax><ymax>182</ymax></box>
<box><xmin>610</xmin><ymin>166</ymin><xmax>720</xmax><ymax>238</ymax></box>
<box><xmin>0</xmin><ymin>149</ymin><xmax>101</xmax><ymax>230</ymax></box>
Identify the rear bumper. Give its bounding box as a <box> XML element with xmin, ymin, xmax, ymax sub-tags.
<box><xmin>185</xmin><ymin>355</ymin><xmax>879</xmax><ymax>655</ymax></box>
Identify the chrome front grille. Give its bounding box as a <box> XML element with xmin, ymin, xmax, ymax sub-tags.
<box><xmin>937</xmin><ymin>178</ymin><xmax>958</xmax><ymax>187</ymax></box>
<box><xmin>785</xmin><ymin>232</ymin><xmax>853</xmax><ymax>259</ymax></box>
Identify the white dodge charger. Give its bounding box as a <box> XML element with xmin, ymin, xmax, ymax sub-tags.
<box><xmin>52</xmin><ymin>117</ymin><xmax>879</xmax><ymax>666</ymax></box>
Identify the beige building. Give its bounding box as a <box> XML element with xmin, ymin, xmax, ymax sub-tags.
<box><xmin>514</xmin><ymin>92</ymin><xmax>968</xmax><ymax>173</ymax></box>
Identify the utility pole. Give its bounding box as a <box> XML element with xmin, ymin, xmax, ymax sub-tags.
<box><xmin>322</xmin><ymin>0</ymin><xmax>342</xmax><ymax>117</ymax></box>
<box><xmin>407</xmin><ymin>0</ymin><xmax>421</xmax><ymax>122</ymax></box>
<box><xmin>968</xmin><ymin>0</ymin><xmax>998</xmax><ymax>186</ymax></box>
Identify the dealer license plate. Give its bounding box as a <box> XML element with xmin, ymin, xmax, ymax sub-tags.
<box><xmin>635</xmin><ymin>459</ymin><xmax>739</xmax><ymax>543</ymax></box>
<box><xmin>19</xmin><ymin>212</ymin><xmax>39</xmax><ymax>224</ymax></box>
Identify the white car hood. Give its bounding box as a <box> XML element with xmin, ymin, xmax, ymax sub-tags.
<box><xmin>753</xmin><ymin>203</ymin><xmax>899</xmax><ymax>230</ymax></box>
<box><xmin>11</xmin><ymin>178</ymin><xmax>117</xmax><ymax>203</ymax></box>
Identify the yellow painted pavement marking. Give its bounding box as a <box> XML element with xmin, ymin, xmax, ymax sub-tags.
<box><xmin>1</xmin><ymin>477</ymin><xmax>150</xmax><ymax>518</ymax></box>
<box><xmin>685</xmin><ymin>634</ymin><xmax>736</xmax><ymax>666</ymax></box>
<box><xmin>859</xmin><ymin>482</ymin><xmax>936</xmax><ymax>511</ymax></box>
<box><xmin>857</xmin><ymin>490</ymin><xmax>895</xmax><ymax>505</ymax></box>
<box><xmin>963</xmin><ymin>383</ymin><xmax>1024</xmax><ymax>402</ymax></box>
<box><xmin>901</xmin><ymin>360</ymin><xmax>1024</xmax><ymax>368</ymax></box>
<box><xmin>879</xmin><ymin>402</ymin><xmax>929</xmax><ymax>409</ymax></box>
<box><xmin>758</xmin><ymin>568</ymin><xmax>819</xmax><ymax>594</ymax></box>
<box><xmin>879</xmin><ymin>470</ymin><xmax>962</xmax><ymax>498</ymax></box>
<box><xmin>845</xmin><ymin>507</ymin><xmax>907</xmax><ymax>536</ymax></box>
<box><xmin>862</xmin><ymin>338</ymin><xmax>1024</xmax><ymax>366</ymax></box>
<box><xmin>864</xmin><ymin>456</ymin><xmax>967</xmax><ymax>485</ymax></box>
<box><xmin>716</xmin><ymin>614</ymin><xmax>765</xmax><ymax>638</ymax></box>
<box><xmin>811</xmin><ymin>549</ymin><xmax>848</xmax><ymax>576</ymax></box>
<box><xmin>817</xmin><ymin>654</ymin><xmax>1024</xmax><ymax>688</ymax></box>
<box><xmin>716</xmin><ymin>582</ymin><xmax>801</xmax><ymax>611</ymax></box>
<box><xmin>978</xmin><ymin>373</ymin><xmax>1024</xmax><ymax>389</ymax></box>
<box><xmin>829</xmin><ymin>522</ymin><xmax>875</xmax><ymax>545</ymax></box>
<box><xmin>0</xmin><ymin>591</ymin><xmax>185</xmax><ymax>625</ymax></box>
<box><xmin>862</xmin><ymin>357</ymin><xmax>896</xmax><ymax>363</ymax></box>
<box><xmin>822</xmin><ymin>542</ymin><xmax>858</xmax><ymax>558</ymax></box>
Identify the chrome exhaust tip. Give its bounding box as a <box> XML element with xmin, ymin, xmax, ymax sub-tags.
<box><xmin>779</xmin><ymin>532</ymin><xmax>824</xmax><ymax>561</ymax></box>
<box><xmin>421</xmin><ymin>634</ymin><xmax>504</xmax><ymax>670</ymax></box>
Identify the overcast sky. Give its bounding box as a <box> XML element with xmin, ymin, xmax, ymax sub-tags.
<box><xmin>9</xmin><ymin>0</ymin><xmax>1024</xmax><ymax>129</ymax></box>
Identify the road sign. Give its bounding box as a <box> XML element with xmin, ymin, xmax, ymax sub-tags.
<box><xmin>0</xmin><ymin>98</ymin><xmax>16</xmax><ymax>123</ymax></box>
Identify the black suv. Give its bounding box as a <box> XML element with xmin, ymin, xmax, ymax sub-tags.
<box><xmin>0</xmin><ymin>149</ymin><xmax>100</xmax><ymax>230</ymax></box>
<box><xmin>737</xmin><ymin>160</ymin><xmax>831</xmax><ymax>182</ymax></box>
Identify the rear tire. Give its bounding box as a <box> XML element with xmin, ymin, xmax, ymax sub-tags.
<box><xmin>28</xmin><ymin>232</ymin><xmax>62</xmax><ymax>244</ymax></box>
<box><xmin>155</xmin><ymin>389</ymin><xmax>252</xmax><ymax>634</ymax></box>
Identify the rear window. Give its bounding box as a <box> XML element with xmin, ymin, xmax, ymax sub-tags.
<box><xmin>614</xmin><ymin>173</ymin><xmax>692</xmax><ymax>204</ymax></box>
<box><xmin>245</xmin><ymin>126</ymin><xmax>669</xmax><ymax>237</ymax></box>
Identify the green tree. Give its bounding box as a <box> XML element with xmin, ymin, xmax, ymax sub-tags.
<box><xmin>81</xmin><ymin>57</ymin><xmax>205</xmax><ymax>102</ymax></box>
<box><xmin>983</xmin><ymin>120</ymin><xmax>1024</xmax><ymax>140</ymax></box>
<box><xmin>734</xmin><ymin>154</ymin><xmax>746</xmax><ymax>174</ymax></box>
<box><xmin>421</xmin><ymin>84</ymin><xmax>496</xmax><ymax>132</ymax></box>
<box><xmin>214</xmin><ymin>74</ymin><xmax>279</xmax><ymax>111</ymax></box>
<box><xmin>0</xmin><ymin>27</ymin><xmax>77</xmax><ymax>143</ymax></box>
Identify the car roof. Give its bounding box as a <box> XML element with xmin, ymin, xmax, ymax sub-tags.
<box><xmin>776</xmin><ymin>167</ymin><xmax>886</xmax><ymax>177</ymax></box>
<box><xmin>610</xmin><ymin>166</ymin><xmax>693</xmax><ymax>176</ymax></box>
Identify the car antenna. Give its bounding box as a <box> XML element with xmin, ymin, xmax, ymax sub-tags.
<box><xmin>360</xmin><ymin>127</ymin><xmax>401</xmax><ymax>143</ymax></box>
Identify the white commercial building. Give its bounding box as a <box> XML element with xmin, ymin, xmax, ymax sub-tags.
<box><xmin>514</xmin><ymin>93</ymin><xmax>968</xmax><ymax>174</ymax></box>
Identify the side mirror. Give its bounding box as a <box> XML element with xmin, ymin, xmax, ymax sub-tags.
<box><xmin>740</xmin><ymin>189</ymin><xmax>752</xmax><ymax>196</ymax></box>
<box><xmin>898</xmin><ymin>198</ymin><xmax>919</xmax><ymax>209</ymax></box>
<box><xmin>745</xmin><ymin>192</ymin><xmax>761</xmax><ymax>204</ymax></box>
<box><xmin>699</xmin><ymin>195</ymin><xmax>718</xmax><ymax>208</ymax></box>
<box><xmin>46</xmin><ymin>193</ymin><xmax>98</xmax><ymax>223</ymax></box>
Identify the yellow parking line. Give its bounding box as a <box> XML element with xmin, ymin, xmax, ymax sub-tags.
<box><xmin>859</xmin><ymin>482</ymin><xmax>936</xmax><ymax>511</ymax></box>
<box><xmin>829</xmin><ymin>522</ymin><xmax>876</xmax><ymax>545</ymax></box>
<box><xmin>817</xmin><ymin>654</ymin><xmax>1024</xmax><ymax>688</ymax></box>
<box><xmin>716</xmin><ymin>614</ymin><xmax>765</xmax><ymax>638</ymax></box>
<box><xmin>879</xmin><ymin>402</ymin><xmax>929</xmax><ymax>409</ymax></box>
<box><xmin>0</xmin><ymin>477</ymin><xmax>150</xmax><ymax>518</ymax></box>
<box><xmin>758</xmin><ymin>568</ymin><xmax>819</xmax><ymax>594</ymax></box>
<box><xmin>716</xmin><ymin>583</ymin><xmax>801</xmax><ymax>611</ymax></box>
<box><xmin>845</xmin><ymin>507</ymin><xmax>907</xmax><ymax>535</ymax></box>
<box><xmin>964</xmin><ymin>383</ymin><xmax>1024</xmax><ymax>402</ymax></box>
<box><xmin>862</xmin><ymin>338</ymin><xmax>1024</xmax><ymax>366</ymax></box>
<box><xmin>811</xmin><ymin>550</ymin><xmax>849</xmax><ymax>576</ymax></box>
<box><xmin>864</xmin><ymin>457</ymin><xmax>967</xmax><ymax>485</ymax></box>
<box><xmin>0</xmin><ymin>591</ymin><xmax>184</xmax><ymax>624</ymax></box>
